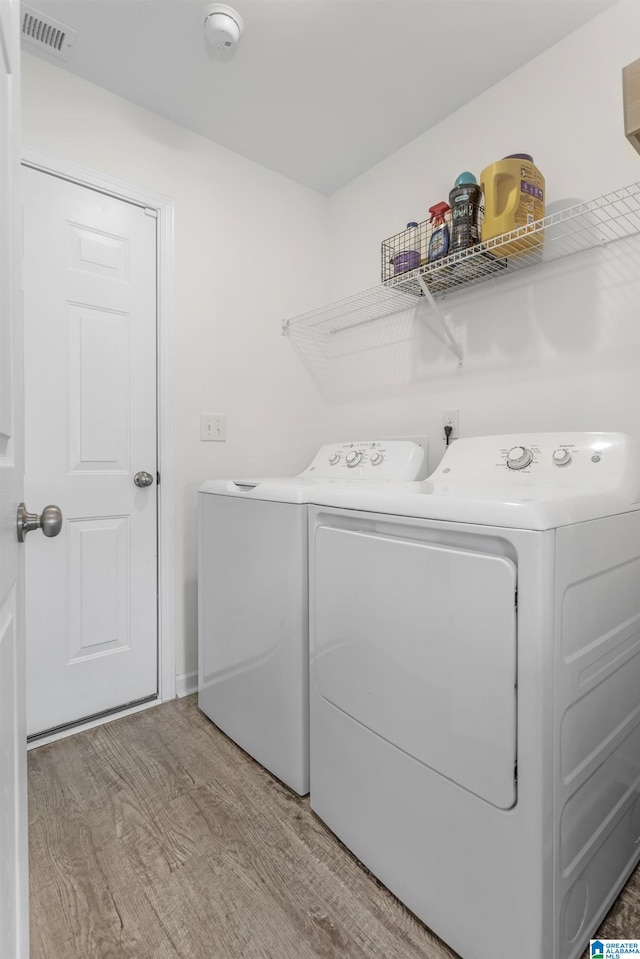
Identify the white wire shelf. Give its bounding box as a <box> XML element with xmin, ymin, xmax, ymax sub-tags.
<box><xmin>282</xmin><ymin>181</ymin><xmax>640</xmax><ymax>349</ymax></box>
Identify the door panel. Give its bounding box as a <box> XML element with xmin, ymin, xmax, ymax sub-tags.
<box><xmin>67</xmin><ymin>516</ymin><xmax>130</xmax><ymax>658</ymax></box>
<box><xmin>22</xmin><ymin>167</ymin><xmax>158</xmax><ymax>737</ymax></box>
<box><xmin>66</xmin><ymin>221</ymin><xmax>130</xmax><ymax>279</ymax></box>
<box><xmin>68</xmin><ymin>303</ymin><xmax>130</xmax><ymax>471</ymax></box>
<box><xmin>0</xmin><ymin>1</ymin><xmax>28</xmax><ymax>955</ymax></box>
<box><xmin>314</xmin><ymin>526</ymin><xmax>518</xmax><ymax>809</ymax></box>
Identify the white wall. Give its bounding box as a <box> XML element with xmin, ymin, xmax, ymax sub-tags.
<box><xmin>21</xmin><ymin>53</ymin><xmax>330</xmax><ymax>680</ymax></box>
<box><xmin>317</xmin><ymin>0</ymin><xmax>640</xmax><ymax>466</ymax></box>
<box><xmin>20</xmin><ymin>0</ymin><xmax>640</xmax><ymax>682</ymax></box>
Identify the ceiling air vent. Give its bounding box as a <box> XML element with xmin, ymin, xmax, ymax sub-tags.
<box><xmin>21</xmin><ymin>5</ymin><xmax>77</xmax><ymax>62</ymax></box>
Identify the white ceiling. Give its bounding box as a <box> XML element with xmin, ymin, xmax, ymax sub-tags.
<box><xmin>23</xmin><ymin>0</ymin><xmax>616</xmax><ymax>195</ymax></box>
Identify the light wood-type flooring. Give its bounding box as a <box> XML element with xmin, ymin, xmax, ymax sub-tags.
<box><xmin>28</xmin><ymin>695</ymin><xmax>640</xmax><ymax>959</ymax></box>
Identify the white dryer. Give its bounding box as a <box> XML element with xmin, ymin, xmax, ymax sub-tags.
<box><xmin>308</xmin><ymin>432</ymin><xmax>640</xmax><ymax>959</ymax></box>
<box><xmin>197</xmin><ymin>439</ymin><xmax>426</xmax><ymax>796</ymax></box>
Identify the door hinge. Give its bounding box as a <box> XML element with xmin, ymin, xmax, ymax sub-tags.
<box><xmin>156</xmin><ymin>471</ymin><xmax>161</xmax><ymax>485</ymax></box>
<box><xmin>514</xmin><ymin>590</ymin><xmax>518</xmax><ymax>609</ymax></box>
<box><xmin>144</xmin><ymin>207</ymin><xmax>158</xmax><ymax>218</ymax></box>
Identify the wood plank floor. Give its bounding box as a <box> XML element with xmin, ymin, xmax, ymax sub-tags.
<box><xmin>28</xmin><ymin>695</ymin><xmax>640</xmax><ymax>959</ymax></box>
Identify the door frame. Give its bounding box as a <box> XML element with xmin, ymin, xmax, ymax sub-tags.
<box><xmin>21</xmin><ymin>145</ymin><xmax>177</xmax><ymax>708</ymax></box>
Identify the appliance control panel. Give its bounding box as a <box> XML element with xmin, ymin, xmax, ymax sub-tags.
<box><xmin>301</xmin><ymin>440</ymin><xmax>427</xmax><ymax>481</ymax></box>
<box><xmin>430</xmin><ymin>432</ymin><xmax>640</xmax><ymax>493</ymax></box>
<box><xmin>499</xmin><ymin>438</ymin><xmax>606</xmax><ymax>475</ymax></box>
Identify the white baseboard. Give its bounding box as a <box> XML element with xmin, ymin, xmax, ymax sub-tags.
<box><xmin>175</xmin><ymin>670</ymin><xmax>198</xmax><ymax>698</ymax></box>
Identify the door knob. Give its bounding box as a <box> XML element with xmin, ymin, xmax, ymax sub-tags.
<box><xmin>17</xmin><ymin>503</ymin><xmax>63</xmax><ymax>543</ymax></box>
<box><xmin>134</xmin><ymin>471</ymin><xmax>154</xmax><ymax>488</ymax></box>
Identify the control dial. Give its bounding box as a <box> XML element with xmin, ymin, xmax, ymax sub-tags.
<box><xmin>506</xmin><ymin>445</ymin><xmax>533</xmax><ymax>470</ymax></box>
<box><xmin>370</xmin><ymin>452</ymin><xmax>384</xmax><ymax>466</ymax></box>
<box><xmin>329</xmin><ymin>453</ymin><xmax>340</xmax><ymax>465</ymax></box>
<box><xmin>552</xmin><ymin>448</ymin><xmax>572</xmax><ymax>467</ymax></box>
<box><xmin>345</xmin><ymin>450</ymin><xmax>363</xmax><ymax>468</ymax></box>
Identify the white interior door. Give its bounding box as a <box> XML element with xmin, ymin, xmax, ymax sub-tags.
<box><xmin>0</xmin><ymin>1</ymin><xmax>28</xmax><ymax>955</ymax></box>
<box><xmin>22</xmin><ymin>166</ymin><xmax>159</xmax><ymax>738</ymax></box>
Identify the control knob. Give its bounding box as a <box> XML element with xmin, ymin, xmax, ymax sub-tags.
<box><xmin>345</xmin><ymin>450</ymin><xmax>363</xmax><ymax>468</ymax></box>
<box><xmin>329</xmin><ymin>453</ymin><xmax>340</xmax><ymax>465</ymax></box>
<box><xmin>506</xmin><ymin>445</ymin><xmax>533</xmax><ymax>470</ymax></box>
<box><xmin>370</xmin><ymin>452</ymin><xmax>384</xmax><ymax>466</ymax></box>
<box><xmin>552</xmin><ymin>448</ymin><xmax>572</xmax><ymax>467</ymax></box>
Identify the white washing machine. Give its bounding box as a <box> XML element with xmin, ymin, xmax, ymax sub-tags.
<box><xmin>308</xmin><ymin>432</ymin><xmax>640</xmax><ymax>959</ymax></box>
<box><xmin>197</xmin><ymin>439</ymin><xmax>426</xmax><ymax>795</ymax></box>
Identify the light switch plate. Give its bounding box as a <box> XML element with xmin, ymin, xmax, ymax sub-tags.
<box><xmin>200</xmin><ymin>412</ymin><xmax>226</xmax><ymax>442</ymax></box>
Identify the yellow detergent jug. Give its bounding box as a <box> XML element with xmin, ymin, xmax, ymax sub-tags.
<box><xmin>480</xmin><ymin>154</ymin><xmax>545</xmax><ymax>254</ymax></box>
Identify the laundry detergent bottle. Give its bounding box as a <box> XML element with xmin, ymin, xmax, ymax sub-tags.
<box><xmin>480</xmin><ymin>153</ymin><xmax>545</xmax><ymax>251</ymax></box>
<box><xmin>448</xmin><ymin>172</ymin><xmax>482</xmax><ymax>253</ymax></box>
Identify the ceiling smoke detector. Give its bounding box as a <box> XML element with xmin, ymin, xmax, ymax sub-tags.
<box><xmin>203</xmin><ymin>4</ymin><xmax>244</xmax><ymax>52</ymax></box>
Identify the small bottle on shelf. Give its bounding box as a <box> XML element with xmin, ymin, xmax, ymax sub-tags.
<box><xmin>427</xmin><ymin>202</ymin><xmax>451</xmax><ymax>262</ymax></box>
<box><xmin>393</xmin><ymin>221</ymin><xmax>421</xmax><ymax>275</ymax></box>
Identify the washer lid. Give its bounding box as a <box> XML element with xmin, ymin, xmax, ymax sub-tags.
<box><xmin>198</xmin><ymin>476</ymin><xmax>424</xmax><ymax>504</ymax></box>
<box><xmin>198</xmin><ymin>439</ymin><xmax>427</xmax><ymax>503</ymax></box>
<box><xmin>307</xmin><ymin>432</ymin><xmax>640</xmax><ymax>530</ymax></box>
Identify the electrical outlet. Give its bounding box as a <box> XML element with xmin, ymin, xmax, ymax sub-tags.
<box><xmin>200</xmin><ymin>412</ymin><xmax>227</xmax><ymax>442</ymax></box>
<box><xmin>442</xmin><ymin>409</ymin><xmax>459</xmax><ymax>441</ymax></box>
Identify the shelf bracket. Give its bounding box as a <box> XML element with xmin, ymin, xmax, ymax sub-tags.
<box><xmin>416</xmin><ymin>274</ymin><xmax>464</xmax><ymax>365</ymax></box>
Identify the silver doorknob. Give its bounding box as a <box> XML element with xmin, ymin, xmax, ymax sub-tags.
<box><xmin>17</xmin><ymin>503</ymin><xmax>63</xmax><ymax>543</ymax></box>
<box><xmin>134</xmin><ymin>471</ymin><xmax>154</xmax><ymax>488</ymax></box>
